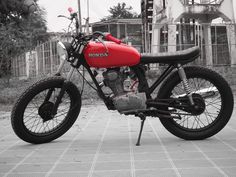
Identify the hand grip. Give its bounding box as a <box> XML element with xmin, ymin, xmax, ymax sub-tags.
<box><xmin>104</xmin><ymin>33</ymin><xmax>121</xmax><ymax>44</ymax></box>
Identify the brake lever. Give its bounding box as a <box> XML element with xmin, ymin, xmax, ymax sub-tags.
<box><xmin>57</xmin><ymin>15</ymin><xmax>71</xmax><ymax>20</ymax></box>
<box><xmin>95</xmin><ymin>36</ymin><xmax>109</xmax><ymax>54</ymax></box>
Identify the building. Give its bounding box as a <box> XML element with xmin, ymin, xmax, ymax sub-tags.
<box><xmin>90</xmin><ymin>19</ymin><xmax>143</xmax><ymax>52</ymax></box>
<box><xmin>141</xmin><ymin>0</ymin><xmax>236</xmax><ymax>66</ymax></box>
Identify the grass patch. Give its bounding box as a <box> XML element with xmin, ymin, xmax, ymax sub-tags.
<box><xmin>0</xmin><ymin>76</ymin><xmax>101</xmax><ymax>111</ymax></box>
<box><xmin>0</xmin><ymin>79</ymin><xmax>32</xmax><ymax>105</ymax></box>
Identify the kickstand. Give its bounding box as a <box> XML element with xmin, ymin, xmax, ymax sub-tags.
<box><xmin>136</xmin><ymin>113</ymin><xmax>146</xmax><ymax>146</ymax></box>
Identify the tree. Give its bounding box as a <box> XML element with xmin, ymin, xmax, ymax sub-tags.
<box><xmin>0</xmin><ymin>0</ymin><xmax>49</xmax><ymax>78</ymax></box>
<box><xmin>101</xmin><ymin>2</ymin><xmax>141</xmax><ymax>21</ymax></box>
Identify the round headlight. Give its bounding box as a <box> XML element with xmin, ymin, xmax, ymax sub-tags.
<box><xmin>57</xmin><ymin>41</ymin><xmax>68</xmax><ymax>60</ymax></box>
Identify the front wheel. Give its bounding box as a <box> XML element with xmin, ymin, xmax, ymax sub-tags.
<box><xmin>157</xmin><ymin>66</ymin><xmax>234</xmax><ymax>140</ymax></box>
<box><xmin>11</xmin><ymin>77</ymin><xmax>81</xmax><ymax>144</ymax></box>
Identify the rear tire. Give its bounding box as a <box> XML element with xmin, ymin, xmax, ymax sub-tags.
<box><xmin>11</xmin><ymin>77</ymin><xmax>81</xmax><ymax>144</ymax></box>
<box><xmin>157</xmin><ymin>66</ymin><xmax>234</xmax><ymax>140</ymax></box>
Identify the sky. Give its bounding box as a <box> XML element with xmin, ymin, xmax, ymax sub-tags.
<box><xmin>38</xmin><ymin>0</ymin><xmax>141</xmax><ymax>32</ymax></box>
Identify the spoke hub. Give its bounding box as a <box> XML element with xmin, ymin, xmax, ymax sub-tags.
<box><xmin>175</xmin><ymin>93</ymin><xmax>206</xmax><ymax>115</ymax></box>
<box><xmin>38</xmin><ymin>102</ymin><xmax>54</xmax><ymax>122</ymax></box>
<box><xmin>190</xmin><ymin>94</ymin><xmax>206</xmax><ymax>115</ymax></box>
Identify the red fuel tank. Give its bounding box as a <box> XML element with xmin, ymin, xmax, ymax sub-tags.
<box><xmin>83</xmin><ymin>41</ymin><xmax>140</xmax><ymax>68</ymax></box>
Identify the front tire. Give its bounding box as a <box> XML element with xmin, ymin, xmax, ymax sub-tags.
<box><xmin>157</xmin><ymin>66</ymin><xmax>234</xmax><ymax>140</ymax></box>
<box><xmin>11</xmin><ymin>77</ymin><xmax>81</xmax><ymax>144</ymax></box>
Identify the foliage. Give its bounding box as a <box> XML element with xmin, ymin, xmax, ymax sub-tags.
<box><xmin>0</xmin><ymin>0</ymin><xmax>49</xmax><ymax>78</ymax></box>
<box><xmin>101</xmin><ymin>2</ymin><xmax>141</xmax><ymax>21</ymax></box>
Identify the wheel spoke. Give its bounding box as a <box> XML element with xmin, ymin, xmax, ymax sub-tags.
<box><xmin>171</xmin><ymin>76</ymin><xmax>221</xmax><ymax>131</ymax></box>
<box><xmin>23</xmin><ymin>86</ymin><xmax>71</xmax><ymax>135</ymax></box>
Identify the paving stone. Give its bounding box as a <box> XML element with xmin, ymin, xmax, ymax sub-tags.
<box><xmin>193</xmin><ymin>139</ymin><xmax>232</xmax><ymax>152</ymax></box>
<box><xmin>12</xmin><ymin>164</ymin><xmax>53</xmax><ymax>173</ymax></box>
<box><xmin>1</xmin><ymin>149</ymin><xmax>34</xmax><ymax>157</ymax></box>
<box><xmin>0</xmin><ymin>164</ymin><xmax>15</xmax><ymax>173</ymax></box>
<box><xmin>179</xmin><ymin>167</ymin><xmax>224</xmax><ymax>177</ymax></box>
<box><xmin>211</xmin><ymin>158</ymin><xmax>236</xmax><ymax>167</ymax></box>
<box><xmin>7</xmin><ymin>173</ymin><xmax>47</xmax><ymax>177</ymax></box>
<box><xmin>65</xmin><ymin>147</ymin><xmax>98</xmax><ymax>155</ymax></box>
<box><xmin>94</xmin><ymin>161</ymin><xmax>131</xmax><ymax>171</ymax></box>
<box><xmin>220</xmin><ymin>139</ymin><xmax>236</xmax><ymax>149</ymax></box>
<box><xmin>161</xmin><ymin>140</ymin><xmax>199</xmax><ymax>153</ymax></box>
<box><xmin>100</xmin><ymin>147</ymin><xmax>130</xmax><ymax>154</ymax></box>
<box><xmin>7</xmin><ymin>144</ymin><xmax>40</xmax><ymax>150</ymax></box>
<box><xmin>0</xmin><ymin>156</ymin><xmax>24</xmax><ymax>165</ymax></box>
<box><xmin>29</xmin><ymin>149</ymin><xmax>65</xmax><ymax>158</ymax></box>
<box><xmin>0</xmin><ymin>140</ymin><xmax>20</xmax><ymax>147</ymax></box>
<box><xmin>92</xmin><ymin>170</ymin><xmax>132</xmax><ymax>177</ymax></box>
<box><xmin>173</xmin><ymin>159</ymin><xmax>213</xmax><ymax>168</ymax></box>
<box><xmin>61</xmin><ymin>154</ymin><xmax>95</xmax><ymax>163</ymax></box>
<box><xmin>133</xmin><ymin>152</ymin><xmax>167</xmax><ymax>161</ymax></box>
<box><xmin>36</xmin><ymin>142</ymin><xmax>74</xmax><ymax>150</ymax></box>
<box><xmin>136</xmin><ymin>169</ymin><xmax>178</xmax><ymax>177</ymax></box>
<box><xmin>222</xmin><ymin>167</ymin><xmax>236</xmax><ymax>177</ymax></box>
<box><xmin>0</xmin><ymin>103</ymin><xmax>235</xmax><ymax>177</ymax></box>
<box><xmin>135</xmin><ymin>159</ymin><xmax>172</xmax><ymax>169</ymax></box>
<box><xmin>205</xmin><ymin>150</ymin><xmax>236</xmax><ymax>159</ymax></box>
<box><xmin>97</xmin><ymin>153</ymin><xmax>130</xmax><ymax>162</ymax></box>
<box><xmin>169</xmin><ymin>151</ymin><xmax>205</xmax><ymax>160</ymax></box>
<box><xmin>133</xmin><ymin>144</ymin><xmax>165</xmax><ymax>154</ymax></box>
<box><xmin>24</xmin><ymin>157</ymin><xmax>58</xmax><ymax>164</ymax></box>
<box><xmin>53</xmin><ymin>162</ymin><xmax>92</xmax><ymax>172</ymax></box>
<box><xmin>49</xmin><ymin>172</ymin><xmax>89</xmax><ymax>177</ymax></box>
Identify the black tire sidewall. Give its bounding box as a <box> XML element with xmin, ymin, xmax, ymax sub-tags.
<box><xmin>157</xmin><ymin>66</ymin><xmax>234</xmax><ymax>140</ymax></box>
<box><xmin>11</xmin><ymin>77</ymin><xmax>81</xmax><ymax>144</ymax></box>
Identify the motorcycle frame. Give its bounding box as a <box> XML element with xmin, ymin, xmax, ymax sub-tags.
<box><xmin>52</xmin><ymin>40</ymin><xmax>196</xmax><ymax>146</ymax></box>
<box><xmin>57</xmin><ymin>52</ymin><xmax>180</xmax><ymax>112</ymax></box>
<box><xmin>53</xmin><ymin>14</ymin><xmax>192</xmax><ymax>113</ymax></box>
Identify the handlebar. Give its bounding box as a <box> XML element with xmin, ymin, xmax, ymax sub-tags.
<box><xmin>92</xmin><ymin>31</ymin><xmax>121</xmax><ymax>44</ymax></box>
<box><xmin>58</xmin><ymin>9</ymin><xmax>122</xmax><ymax>44</ymax></box>
<box><xmin>104</xmin><ymin>33</ymin><xmax>121</xmax><ymax>44</ymax></box>
<box><xmin>58</xmin><ymin>7</ymin><xmax>80</xmax><ymax>35</ymax></box>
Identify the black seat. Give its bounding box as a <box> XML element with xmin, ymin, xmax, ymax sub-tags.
<box><xmin>140</xmin><ymin>46</ymin><xmax>200</xmax><ymax>65</ymax></box>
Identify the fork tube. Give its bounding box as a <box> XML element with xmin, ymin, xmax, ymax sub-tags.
<box><xmin>55</xmin><ymin>59</ymin><xmax>66</xmax><ymax>75</ymax></box>
<box><xmin>67</xmin><ymin>67</ymin><xmax>75</xmax><ymax>81</ymax></box>
<box><xmin>47</xmin><ymin>60</ymin><xmax>67</xmax><ymax>102</ymax></box>
<box><xmin>51</xmin><ymin>67</ymin><xmax>75</xmax><ymax>116</ymax></box>
<box><xmin>177</xmin><ymin>64</ymin><xmax>194</xmax><ymax>105</ymax></box>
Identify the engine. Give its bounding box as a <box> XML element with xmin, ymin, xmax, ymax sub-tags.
<box><xmin>103</xmin><ymin>68</ymin><xmax>146</xmax><ymax>112</ymax></box>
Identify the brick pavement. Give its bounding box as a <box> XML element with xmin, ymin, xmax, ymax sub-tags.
<box><xmin>0</xmin><ymin>101</ymin><xmax>236</xmax><ymax>177</ymax></box>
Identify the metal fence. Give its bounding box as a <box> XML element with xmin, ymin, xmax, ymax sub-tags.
<box><xmin>145</xmin><ymin>23</ymin><xmax>236</xmax><ymax>67</ymax></box>
<box><xmin>12</xmin><ymin>41</ymin><xmax>60</xmax><ymax>79</ymax></box>
<box><xmin>11</xmin><ymin>22</ymin><xmax>236</xmax><ymax>79</ymax></box>
<box><xmin>181</xmin><ymin>0</ymin><xmax>223</xmax><ymax>5</ymax></box>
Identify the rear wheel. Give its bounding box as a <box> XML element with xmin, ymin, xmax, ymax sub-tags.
<box><xmin>157</xmin><ymin>66</ymin><xmax>234</xmax><ymax>140</ymax></box>
<box><xmin>11</xmin><ymin>77</ymin><xmax>81</xmax><ymax>144</ymax></box>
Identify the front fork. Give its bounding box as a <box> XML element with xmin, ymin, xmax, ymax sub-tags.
<box><xmin>51</xmin><ymin>67</ymin><xmax>76</xmax><ymax>115</ymax></box>
<box><xmin>177</xmin><ymin>64</ymin><xmax>195</xmax><ymax>105</ymax></box>
<box><xmin>45</xmin><ymin>60</ymin><xmax>76</xmax><ymax>116</ymax></box>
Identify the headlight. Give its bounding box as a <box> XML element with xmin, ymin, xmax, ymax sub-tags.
<box><xmin>57</xmin><ymin>41</ymin><xmax>68</xmax><ymax>60</ymax></box>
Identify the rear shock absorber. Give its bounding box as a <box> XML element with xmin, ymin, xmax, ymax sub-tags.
<box><xmin>177</xmin><ymin>64</ymin><xmax>194</xmax><ymax>105</ymax></box>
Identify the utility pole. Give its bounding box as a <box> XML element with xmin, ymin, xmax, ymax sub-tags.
<box><xmin>85</xmin><ymin>0</ymin><xmax>90</xmax><ymax>34</ymax></box>
<box><xmin>77</xmin><ymin>0</ymin><xmax>82</xmax><ymax>32</ymax></box>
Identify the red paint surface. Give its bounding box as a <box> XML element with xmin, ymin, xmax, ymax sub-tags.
<box><xmin>83</xmin><ymin>41</ymin><xmax>140</xmax><ymax>68</ymax></box>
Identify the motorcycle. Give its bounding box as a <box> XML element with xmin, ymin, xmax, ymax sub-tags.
<box><xmin>11</xmin><ymin>8</ymin><xmax>234</xmax><ymax>146</ymax></box>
